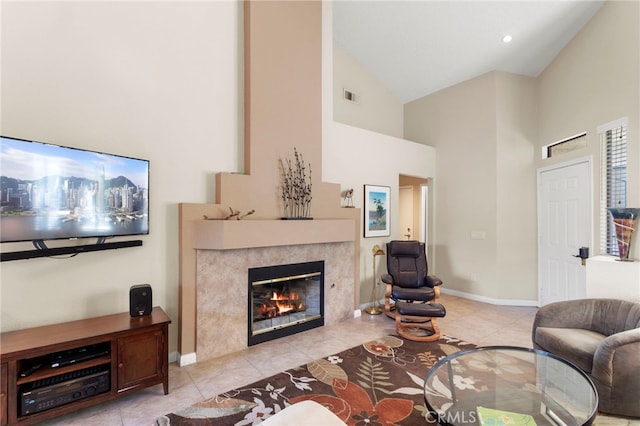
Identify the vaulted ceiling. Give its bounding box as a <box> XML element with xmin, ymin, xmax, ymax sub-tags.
<box><xmin>333</xmin><ymin>1</ymin><xmax>605</xmax><ymax>103</ymax></box>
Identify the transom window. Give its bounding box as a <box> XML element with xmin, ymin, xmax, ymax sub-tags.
<box><xmin>543</xmin><ymin>132</ymin><xmax>587</xmax><ymax>159</ymax></box>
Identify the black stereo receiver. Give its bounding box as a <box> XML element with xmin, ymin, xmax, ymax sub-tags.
<box><xmin>20</xmin><ymin>366</ymin><xmax>110</xmax><ymax>416</ymax></box>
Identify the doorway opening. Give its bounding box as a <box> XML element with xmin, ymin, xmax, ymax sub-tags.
<box><xmin>398</xmin><ymin>174</ymin><xmax>432</xmax><ymax>255</ymax></box>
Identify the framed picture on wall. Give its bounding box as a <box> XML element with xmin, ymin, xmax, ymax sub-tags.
<box><xmin>364</xmin><ymin>185</ymin><xmax>390</xmax><ymax>237</ymax></box>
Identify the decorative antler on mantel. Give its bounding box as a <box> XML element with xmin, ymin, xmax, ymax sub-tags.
<box><xmin>203</xmin><ymin>207</ymin><xmax>255</xmax><ymax>220</ymax></box>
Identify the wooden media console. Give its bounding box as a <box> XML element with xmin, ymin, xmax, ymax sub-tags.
<box><xmin>0</xmin><ymin>307</ymin><xmax>170</xmax><ymax>425</ymax></box>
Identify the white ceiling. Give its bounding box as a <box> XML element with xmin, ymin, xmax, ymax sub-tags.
<box><xmin>333</xmin><ymin>0</ymin><xmax>605</xmax><ymax>103</ymax></box>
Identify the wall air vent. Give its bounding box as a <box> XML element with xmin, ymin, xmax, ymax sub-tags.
<box><xmin>343</xmin><ymin>88</ymin><xmax>358</xmax><ymax>104</ymax></box>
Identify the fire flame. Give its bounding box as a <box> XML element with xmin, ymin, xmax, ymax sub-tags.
<box><xmin>255</xmin><ymin>288</ymin><xmax>306</xmax><ymax>319</ymax></box>
<box><xmin>271</xmin><ymin>290</ymin><xmax>302</xmax><ymax>314</ymax></box>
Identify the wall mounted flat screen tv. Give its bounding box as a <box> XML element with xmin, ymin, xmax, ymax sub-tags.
<box><xmin>0</xmin><ymin>136</ymin><xmax>149</xmax><ymax>243</ymax></box>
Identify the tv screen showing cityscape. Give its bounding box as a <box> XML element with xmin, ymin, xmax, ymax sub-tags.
<box><xmin>0</xmin><ymin>136</ymin><xmax>149</xmax><ymax>243</ymax></box>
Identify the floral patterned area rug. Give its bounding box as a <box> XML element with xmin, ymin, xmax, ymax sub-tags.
<box><xmin>158</xmin><ymin>335</ymin><xmax>475</xmax><ymax>425</ymax></box>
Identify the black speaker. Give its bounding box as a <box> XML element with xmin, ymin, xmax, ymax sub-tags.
<box><xmin>130</xmin><ymin>284</ymin><xmax>152</xmax><ymax>317</ymax></box>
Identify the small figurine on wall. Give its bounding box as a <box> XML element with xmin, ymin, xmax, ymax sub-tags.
<box><xmin>342</xmin><ymin>188</ymin><xmax>354</xmax><ymax>208</ymax></box>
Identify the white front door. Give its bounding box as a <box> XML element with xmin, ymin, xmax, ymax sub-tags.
<box><xmin>538</xmin><ymin>159</ymin><xmax>592</xmax><ymax>306</ymax></box>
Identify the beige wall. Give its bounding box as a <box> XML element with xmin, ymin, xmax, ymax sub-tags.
<box><xmin>325</xmin><ymin>2</ymin><xmax>432</xmax><ymax>307</ymax></box>
<box><xmin>6</xmin><ymin>0</ymin><xmax>630</xmax><ymax>357</ymax></box>
<box><xmin>495</xmin><ymin>73</ymin><xmax>538</xmax><ymax>300</ymax></box>
<box><xmin>404</xmin><ymin>72</ymin><xmax>538</xmax><ymax>303</ymax></box>
<box><xmin>1</xmin><ymin>2</ymin><xmax>243</xmax><ymax>350</ymax></box>
<box><xmin>217</xmin><ymin>0</ymin><xmax>345</xmax><ymax>220</ymax></box>
<box><xmin>0</xmin><ymin>0</ymin><xmax>436</xmax><ymax>361</ymax></box>
<box><xmin>403</xmin><ymin>0</ymin><xmax>639</xmax><ymax>303</ymax></box>
<box><xmin>536</xmin><ymin>0</ymin><xmax>640</xmax><ymax>256</ymax></box>
<box><xmin>323</xmin><ymin>122</ymin><xmax>436</xmax><ymax>310</ymax></box>
<box><xmin>333</xmin><ymin>42</ymin><xmax>404</xmax><ymax>138</ymax></box>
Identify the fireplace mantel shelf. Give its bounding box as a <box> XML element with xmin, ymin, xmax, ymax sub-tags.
<box><xmin>193</xmin><ymin>219</ymin><xmax>356</xmax><ymax>250</ymax></box>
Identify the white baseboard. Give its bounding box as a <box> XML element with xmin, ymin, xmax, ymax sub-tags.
<box><xmin>360</xmin><ymin>291</ymin><xmax>537</xmax><ymax>309</ymax></box>
<box><xmin>178</xmin><ymin>352</ymin><xmax>197</xmax><ymax>366</ymax></box>
<box><xmin>440</xmin><ymin>287</ymin><xmax>539</xmax><ymax>307</ymax></box>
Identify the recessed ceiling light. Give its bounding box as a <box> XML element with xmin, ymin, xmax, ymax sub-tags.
<box><xmin>502</xmin><ymin>35</ymin><xmax>513</xmax><ymax>43</ymax></box>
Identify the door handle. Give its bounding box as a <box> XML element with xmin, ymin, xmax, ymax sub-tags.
<box><xmin>573</xmin><ymin>246</ymin><xmax>589</xmax><ymax>266</ymax></box>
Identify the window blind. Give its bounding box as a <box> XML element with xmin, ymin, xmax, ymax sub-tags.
<box><xmin>599</xmin><ymin>125</ymin><xmax>627</xmax><ymax>255</ymax></box>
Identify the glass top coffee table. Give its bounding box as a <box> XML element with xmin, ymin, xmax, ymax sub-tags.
<box><xmin>424</xmin><ymin>346</ymin><xmax>598</xmax><ymax>425</ymax></box>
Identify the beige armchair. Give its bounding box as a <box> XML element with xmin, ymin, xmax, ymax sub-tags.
<box><xmin>532</xmin><ymin>298</ymin><xmax>640</xmax><ymax>417</ymax></box>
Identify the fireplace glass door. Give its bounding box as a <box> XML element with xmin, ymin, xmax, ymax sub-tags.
<box><xmin>248</xmin><ymin>261</ymin><xmax>324</xmax><ymax>345</ymax></box>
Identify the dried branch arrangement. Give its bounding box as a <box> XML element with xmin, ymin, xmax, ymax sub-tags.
<box><xmin>280</xmin><ymin>148</ymin><xmax>312</xmax><ymax>219</ymax></box>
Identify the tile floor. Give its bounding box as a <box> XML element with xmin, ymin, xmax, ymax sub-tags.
<box><xmin>38</xmin><ymin>294</ymin><xmax>639</xmax><ymax>425</ymax></box>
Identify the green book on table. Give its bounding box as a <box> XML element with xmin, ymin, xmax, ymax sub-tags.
<box><xmin>477</xmin><ymin>406</ymin><xmax>537</xmax><ymax>426</ymax></box>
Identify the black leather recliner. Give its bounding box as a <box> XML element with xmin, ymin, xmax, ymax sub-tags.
<box><xmin>381</xmin><ymin>240</ymin><xmax>446</xmax><ymax>341</ymax></box>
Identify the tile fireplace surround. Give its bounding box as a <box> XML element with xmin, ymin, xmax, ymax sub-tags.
<box><xmin>196</xmin><ymin>241</ymin><xmax>355</xmax><ymax>361</ymax></box>
<box><xmin>177</xmin><ymin>204</ymin><xmax>360</xmax><ymax>366</ymax></box>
